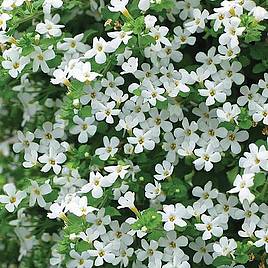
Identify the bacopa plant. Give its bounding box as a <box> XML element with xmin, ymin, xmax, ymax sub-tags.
<box><xmin>0</xmin><ymin>0</ymin><xmax>268</xmax><ymax>267</ymax></box>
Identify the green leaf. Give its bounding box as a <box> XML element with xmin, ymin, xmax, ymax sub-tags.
<box><xmin>82</xmin><ymin>29</ymin><xmax>99</xmax><ymax>43</ymax></box>
<box><xmin>250</xmin><ymin>44</ymin><xmax>268</xmax><ymax>60</ymax></box>
<box><xmin>254</xmin><ymin>173</ymin><xmax>266</xmax><ymax>188</ymax></box>
<box><xmin>76</xmin><ymin>241</ymin><xmax>91</xmax><ymax>253</ymax></box>
<box><xmin>79</xmin><ymin>106</ymin><xmax>92</xmax><ymax>118</ymax></box>
<box><xmin>238</xmin><ymin>55</ymin><xmax>250</xmax><ymax>67</ymax></box>
<box><xmin>139</xmin><ymin>35</ymin><xmax>155</xmax><ymax>48</ymax></box>
<box><xmin>105</xmin><ymin>206</ymin><xmax>121</xmax><ymax>217</ymax></box>
<box><xmin>47</xmin><ymin>55</ymin><xmax>62</xmax><ymax>69</ymax></box>
<box><xmin>219</xmin><ymin>122</ymin><xmax>235</xmax><ymax>131</ymax></box>
<box><xmin>238</xmin><ymin>108</ymin><xmax>252</xmax><ymax>129</ymax></box>
<box><xmin>227</xmin><ymin>166</ymin><xmax>239</xmax><ymax>184</ymax></box>
<box><xmin>235</xmin><ymin>254</ymin><xmax>249</xmax><ymax>264</ymax></box>
<box><xmin>212</xmin><ymin>256</ymin><xmax>232</xmax><ymax>267</ymax></box>
<box><xmin>133</xmin><ymin>88</ymin><xmax>141</xmax><ymax>96</ymax></box>
<box><xmin>156</xmin><ymin>99</ymin><xmax>168</xmax><ymax>110</ymax></box>
<box><xmin>147</xmin><ymin>228</ymin><xmax>165</xmax><ymax>241</ymax></box>
<box><xmin>131</xmin><ymin>208</ymin><xmax>162</xmax><ymax>232</ymax></box>
<box><xmin>21</xmin><ymin>45</ymin><xmax>35</xmax><ymax>56</ymax></box>
<box><xmin>151</xmin><ymin>0</ymin><xmax>175</xmax><ymax>11</ymax></box>
<box><xmin>253</xmin><ymin>63</ymin><xmax>266</xmax><ymax>74</ymax></box>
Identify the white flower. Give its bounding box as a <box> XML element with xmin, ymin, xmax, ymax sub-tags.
<box><xmin>36</xmin><ymin>14</ymin><xmax>64</xmax><ymax>37</ymax></box>
<box><xmin>189</xmin><ymin>237</ymin><xmax>213</xmax><ymax>265</ymax></box>
<box><xmin>159</xmin><ymin>230</ymin><xmax>188</xmax><ymax>255</ymax></box>
<box><xmin>144</xmin><ymin>14</ymin><xmax>157</xmax><ymax>29</ymax></box>
<box><xmin>72</xmin><ymin>62</ymin><xmax>101</xmax><ymax>83</ymax></box>
<box><xmin>187</xmin><ymin>201</ymin><xmax>207</xmax><ymax>218</ymax></box>
<box><xmin>252</xmin><ymin>103</ymin><xmax>268</xmax><ymax>125</ymax></box>
<box><xmin>249</xmin><ymin>6</ymin><xmax>268</xmax><ymax>22</ymax></box>
<box><xmin>88</xmin><ymin>241</ymin><xmax>117</xmax><ymax>266</ymax></box>
<box><xmin>43</xmin><ymin>0</ymin><xmax>63</xmax><ymax>14</ymax></box>
<box><xmin>234</xmin><ymin>201</ymin><xmax>260</xmax><ymax>225</ymax></box>
<box><xmin>117</xmin><ymin>191</ymin><xmax>137</xmax><ymax>213</ymax></box>
<box><xmin>108</xmin><ymin>31</ymin><xmax>132</xmax><ymax>49</ymax></box>
<box><xmin>255</xmin><ymin>229</ymin><xmax>268</xmax><ymax>252</ymax></box>
<box><xmin>184</xmin><ymin>9</ymin><xmax>209</xmax><ymax>34</ymax></box>
<box><xmin>199</xmin><ymin>80</ymin><xmax>226</xmax><ymax>106</ymax></box>
<box><xmin>13</xmin><ymin>131</ymin><xmax>39</xmax><ymax>154</ymax></box>
<box><xmin>29</xmin><ymin>181</ymin><xmax>52</xmax><ymax>208</ymax></box>
<box><xmin>104</xmin><ymin>164</ymin><xmax>129</xmax><ymax>182</ymax></box>
<box><xmin>192</xmin><ymin>181</ymin><xmax>218</xmax><ymax>209</ymax></box>
<box><xmin>51</xmin><ymin>67</ymin><xmax>70</xmax><ymax>86</ymax></box>
<box><xmin>112</xmin><ymin>245</ymin><xmax>134</xmax><ymax>267</ymax></box>
<box><xmin>121</xmin><ymin>57</ymin><xmax>138</xmax><ymax>75</ymax></box>
<box><xmin>219</xmin><ymin>17</ymin><xmax>245</xmax><ymax>48</ymax></box>
<box><xmin>57</xmin><ymin>33</ymin><xmax>87</xmax><ymax>54</ymax></box>
<box><xmin>34</xmin><ymin>121</ymin><xmax>64</xmax><ymax>147</ymax></box>
<box><xmin>85</xmin><ymin>37</ymin><xmax>115</xmax><ymax>64</ymax></box>
<box><xmin>70</xmin><ymin>115</ymin><xmax>97</xmax><ymax>143</ymax></box>
<box><xmin>215</xmin><ymin>194</ymin><xmax>238</xmax><ymax>219</ymax></box>
<box><xmin>259</xmin><ymin>73</ymin><xmax>268</xmax><ymax>96</ymax></box>
<box><xmin>218</xmin><ymin>44</ymin><xmax>241</xmax><ymax>60</ymax></box>
<box><xmin>220</xmin><ymin>129</ymin><xmax>249</xmax><ymax>154</ymax></box>
<box><xmin>93</xmin><ymin>101</ymin><xmax>120</xmax><ymax>124</ymax></box>
<box><xmin>195</xmin><ymin>215</ymin><xmax>223</xmax><ymax>240</ymax></box>
<box><xmin>239</xmin><ymin>144</ymin><xmax>268</xmax><ymax>173</ymax></box>
<box><xmin>23</xmin><ymin>150</ymin><xmax>38</xmax><ymax>168</ymax></box>
<box><xmin>195</xmin><ymin>46</ymin><xmax>221</xmax><ymax>75</ymax></box>
<box><xmin>47</xmin><ymin>202</ymin><xmax>66</xmax><ymax>219</ymax></box>
<box><xmin>2</xmin><ymin>50</ymin><xmax>30</xmax><ymax>78</ymax></box>
<box><xmin>138</xmin><ymin>0</ymin><xmax>150</xmax><ymax>11</ymax></box>
<box><xmin>193</xmin><ymin>145</ymin><xmax>221</xmax><ymax>171</ymax></box>
<box><xmin>149</xmin><ymin>26</ymin><xmax>171</xmax><ymax>46</ymax></box>
<box><xmin>141</xmin><ymin>80</ymin><xmax>166</xmax><ymax>106</ymax></box>
<box><xmin>162</xmin><ymin>251</ymin><xmax>190</xmax><ymax>268</ymax></box>
<box><xmin>0</xmin><ymin>183</ymin><xmax>26</xmax><ymax>212</ymax></box>
<box><xmin>80</xmin><ymin>171</ymin><xmax>113</xmax><ymax>199</ymax></box>
<box><xmin>228</xmin><ymin>174</ymin><xmax>255</xmax><ymax>203</ymax></box>
<box><xmin>162</xmin><ymin>132</ymin><xmax>180</xmax><ymax>162</ymax></box>
<box><xmin>174</xmin><ymin>118</ymin><xmax>199</xmax><ymax>144</ymax></box>
<box><xmin>208</xmin><ymin>10</ymin><xmax>228</xmax><ymax>31</ymax></box>
<box><xmin>219</xmin><ymin>60</ymin><xmax>244</xmax><ymax>85</ymax></box>
<box><xmin>86</xmin><ymin>208</ymin><xmax>111</xmax><ymax>235</ymax></box>
<box><xmin>216</xmin><ymin>102</ymin><xmax>241</xmax><ymax>123</ymax></box>
<box><xmin>160</xmin><ymin>204</ymin><xmax>188</xmax><ymax>231</ymax></box>
<box><xmin>127</xmin><ymin>128</ymin><xmax>155</xmax><ymax>153</ymax></box>
<box><xmin>238</xmin><ymin>84</ymin><xmax>261</xmax><ymax>107</ymax></box>
<box><xmin>154</xmin><ymin>160</ymin><xmax>174</xmax><ymax>181</ymax></box>
<box><xmin>176</xmin><ymin>0</ymin><xmax>200</xmax><ymax>20</ymax></box>
<box><xmin>238</xmin><ymin>222</ymin><xmax>256</xmax><ymax>238</ymax></box>
<box><xmin>67</xmin><ymin>250</ymin><xmax>93</xmax><ymax>268</ymax></box>
<box><xmin>109</xmin><ymin>0</ymin><xmax>129</xmax><ymax>13</ymax></box>
<box><xmin>136</xmin><ymin>240</ymin><xmax>163</xmax><ymax>267</ymax></box>
<box><xmin>2</xmin><ymin>0</ymin><xmax>25</xmax><ymax>10</ymax></box>
<box><xmin>0</xmin><ymin>13</ymin><xmax>11</xmax><ymax>30</ymax></box>
<box><xmin>174</xmin><ymin>25</ymin><xmax>196</xmax><ymax>46</ymax></box>
<box><xmin>198</xmin><ymin>118</ymin><xmax>227</xmax><ymax>148</ymax></box>
<box><xmin>38</xmin><ymin>146</ymin><xmax>67</xmax><ymax>175</ymax></box>
<box><xmin>213</xmin><ymin>237</ymin><xmax>237</xmax><ymax>258</ymax></box>
<box><xmin>30</xmin><ymin>46</ymin><xmax>55</xmax><ymax>73</ymax></box>
<box><xmin>145</xmin><ymin>180</ymin><xmax>162</xmax><ymax>199</ymax></box>
<box><xmin>68</xmin><ymin>196</ymin><xmax>97</xmax><ymax>217</ymax></box>
<box><xmin>95</xmin><ymin>136</ymin><xmax>120</xmax><ymax>160</ymax></box>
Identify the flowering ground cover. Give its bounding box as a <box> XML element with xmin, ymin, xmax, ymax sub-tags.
<box><xmin>0</xmin><ymin>0</ymin><xmax>268</xmax><ymax>267</ymax></box>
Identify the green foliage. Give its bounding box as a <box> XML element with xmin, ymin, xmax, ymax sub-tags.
<box><xmin>241</xmin><ymin>14</ymin><xmax>266</xmax><ymax>43</ymax></box>
<box><xmin>212</xmin><ymin>256</ymin><xmax>233</xmax><ymax>266</ymax></box>
<box><xmin>238</xmin><ymin>108</ymin><xmax>252</xmax><ymax>129</ymax></box>
<box><xmin>131</xmin><ymin>208</ymin><xmax>162</xmax><ymax>233</ymax></box>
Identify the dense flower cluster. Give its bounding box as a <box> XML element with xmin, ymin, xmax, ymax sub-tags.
<box><xmin>0</xmin><ymin>0</ymin><xmax>268</xmax><ymax>267</ymax></box>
